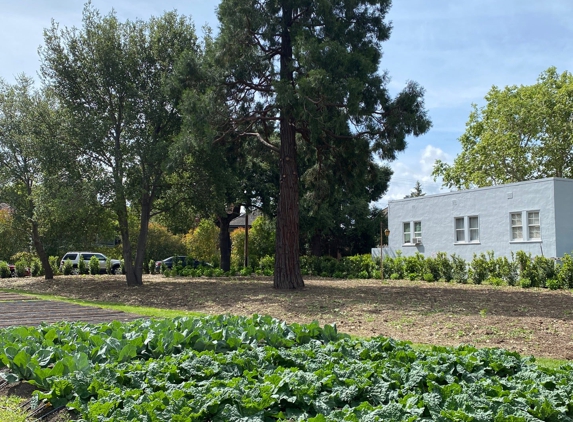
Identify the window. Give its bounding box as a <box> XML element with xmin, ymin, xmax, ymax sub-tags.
<box><xmin>414</xmin><ymin>221</ymin><xmax>422</xmax><ymax>239</ymax></box>
<box><xmin>455</xmin><ymin>218</ymin><xmax>465</xmax><ymax>242</ymax></box>
<box><xmin>469</xmin><ymin>216</ymin><xmax>479</xmax><ymax>242</ymax></box>
<box><xmin>511</xmin><ymin>212</ymin><xmax>523</xmax><ymax>240</ymax></box>
<box><xmin>403</xmin><ymin>222</ymin><xmax>411</xmax><ymax>244</ymax></box>
<box><xmin>454</xmin><ymin>216</ymin><xmax>479</xmax><ymax>243</ymax></box>
<box><xmin>511</xmin><ymin>211</ymin><xmax>541</xmax><ymax>241</ymax></box>
<box><xmin>528</xmin><ymin>211</ymin><xmax>540</xmax><ymax>239</ymax></box>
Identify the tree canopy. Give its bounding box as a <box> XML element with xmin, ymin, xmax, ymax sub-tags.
<box><xmin>216</xmin><ymin>0</ymin><xmax>431</xmax><ymax>289</ymax></box>
<box><xmin>40</xmin><ymin>5</ymin><xmax>201</xmax><ymax>286</ymax></box>
<box><xmin>433</xmin><ymin>67</ymin><xmax>573</xmax><ymax>189</ymax></box>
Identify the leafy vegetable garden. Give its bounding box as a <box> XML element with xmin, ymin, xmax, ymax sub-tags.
<box><xmin>1</xmin><ymin>315</ymin><xmax>573</xmax><ymax>421</ymax></box>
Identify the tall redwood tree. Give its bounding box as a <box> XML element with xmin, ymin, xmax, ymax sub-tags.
<box><xmin>216</xmin><ymin>0</ymin><xmax>431</xmax><ymax>289</ymax></box>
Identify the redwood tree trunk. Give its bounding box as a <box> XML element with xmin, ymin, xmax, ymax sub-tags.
<box><xmin>274</xmin><ymin>4</ymin><xmax>304</xmax><ymax>289</ymax></box>
<box><xmin>31</xmin><ymin>221</ymin><xmax>53</xmax><ymax>280</ymax></box>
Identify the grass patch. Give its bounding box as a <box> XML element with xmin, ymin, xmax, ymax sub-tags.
<box><xmin>0</xmin><ymin>396</ymin><xmax>27</xmax><ymax>422</ymax></box>
<box><xmin>0</xmin><ymin>288</ymin><xmax>204</xmax><ymax>319</ymax></box>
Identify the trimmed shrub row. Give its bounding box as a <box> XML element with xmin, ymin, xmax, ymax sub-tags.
<box><xmin>164</xmin><ymin>250</ymin><xmax>573</xmax><ymax>291</ymax></box>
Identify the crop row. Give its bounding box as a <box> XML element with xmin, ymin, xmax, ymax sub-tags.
<box><xmin>1</xmin><ymin>316</ymin><xmax>573</xmax><ymax>421</ymax></box>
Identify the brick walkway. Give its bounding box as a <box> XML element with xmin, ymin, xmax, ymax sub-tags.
<box><xmin>0</xmin><ymin>292</ymin><xmax>142</xmax><ymax>328</ymax></box>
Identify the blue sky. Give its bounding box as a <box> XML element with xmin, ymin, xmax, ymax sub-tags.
<box><xmin>2</xmin><ymin>1</ymin><xmax>573</xmax><ymax>205</ymax></box>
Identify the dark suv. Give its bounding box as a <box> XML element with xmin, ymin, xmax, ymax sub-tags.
<box><xmin>154</xmin><ymin>256</ymin><xmax>210</xmax><ymax>272</ymax></box>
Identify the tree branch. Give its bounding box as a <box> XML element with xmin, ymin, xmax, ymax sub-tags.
<box><xmin>244</xmin><ymin>132</ymin><xmax>280</xmax><ymax>153</ymax></box>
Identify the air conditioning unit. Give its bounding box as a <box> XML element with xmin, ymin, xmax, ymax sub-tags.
<box><xmin>413</xmin><ymin>237</ymin><xmax>422</xmax><ymax>245</ymax></box>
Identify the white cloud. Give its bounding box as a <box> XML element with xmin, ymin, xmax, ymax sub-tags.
<box><xmin>375</xmin><ymin>145</ymin><xmax>453</xmax><ymax>208</ymax></box>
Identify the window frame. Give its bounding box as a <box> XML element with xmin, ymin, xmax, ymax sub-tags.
<box><xmin>510</xmin><ymin>212</ymin><xmax>523</xmax><ymax>241</ymax></box>
<box><xmin>403</xmin><ymin>222</ymin><xmax>411</xmax><ymax>244</ymax></box>
<box><xmin>454</xmin><ymin>215</ymin><xmax>480</xmax><ymax>244</ymax></box>
<box><xmin>413</xmin><ymin>221</ymin><xmax>422</xmax><ymax>239</ymax></box>
<box><xmin>527</xmin><ymin>211</ymin><xmax>541</xmax><ymax>240</ymax></box>
<box><xmin>455</xmin><ymin>217</ymin><xmax>465</xmax><ymax>242</ymax></box>
<box><xmin>510</xmin><ymin>210</ymin><xmax>541</xmax><ymax>242</ymax></box>
<box><xmin>468</xmin><ymin>216</ymin><xmax>479</xmax><ymax>242</ymax></box>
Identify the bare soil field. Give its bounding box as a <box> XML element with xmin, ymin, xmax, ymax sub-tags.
<box><xmin>1</xmin><ymin>274</ymin><xmax>573</xmax><ymax>360</ymax></box>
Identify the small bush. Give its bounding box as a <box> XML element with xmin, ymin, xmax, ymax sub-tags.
<box><xmin>149</xmin><ymin>259</ymin><xmax>156</xmax><ymax>275</ymax></box>
<box><xmin>451</xmin><ymin>254</ymin><xmax>468</xmax><ymax>284</ymax></box>
<box><xmin>558</xmin><ymin>253</ymin><xmax>573</xmax><ymax>288</ymax></box>
<box><xmin>106</xmin><ymin>258</ymin><xmax>112</xmax><ymax>275</ymax></box>
<box><xmin>435</xmin><ymin>252</ymin><xmax>453</xmax><ymax>282</ymax></box>
<box><xmin>30</xmin><ymin>258</ymin><xmax>42</xmax><ymax>277</ymax></box>
<box><xmin>408</xmin><ymin>272</ymin><xmax>418</xmax><ymax>281</ymax></box>
<box><xmin>533</xmin><ymin>255</ymin><xmax>556</xmax><ymax>288</ymax></box>
<box><xmin>89</xmin><ymin>256</ymin><xmax>100</xmax><ymax>275</ymax></box>
<box><xmin>63</xmin><ymin>259</ymin><xmax>74</xmax><ymax>275</ymax></box>
<box><xmin>423</xmin><ymin>273</ymin><xmax>435</xmax><ymax>282</ymax></box>
<box><xmin>259</xmin><ymin>255</ymin><xmax>275</xmax><ymax>274</ymax></box>
<box><xmin>0</xmin><ymin>261</ymin><xmax>11</xmax><ymax>278</ymax></box>
<box><xmin>14</xmin><ymin>260</ymin><xmax>27</xmax><ymax>277</ymax></box>
<box><xmin>546</xmin><ymin>278</ymin><xmax>562</xmax><ymax>290</ymax></box>
<box><xmin>390</xmin><ymin>273</ymin><xmax>400</xmax><ymax>280</ymax></box>
<box><xmin>485</xmin><ymin>276</ymin><xmax>506</xmax><ymax>286</ymax></box>
<box><xmin>239</xmin><ymin>267</ymin><xmax>251</xmax><ymax>276</ymax></box>
<box><xmin>424</xmin><ymin>258</ymin><xmax>440</xmax><ymax>281</ymax></box>
<box><xmin>519</xmin><ymin>277</ymin><xmax>532</xmax><ymax>288</ymax></box>
<box><xmin>49</xmin><ymin>256</ymin><xmax>60</xmax><ymax>276</ymax></box>
<box><xmin>469</xmin><ymin>253</ymin><xmax>489</xmax><ymax>285</ymax></box>
<box><xmin>78</xmin><ymin>255</ymin><xmax>87</xmax><ymax>275</ymax></box>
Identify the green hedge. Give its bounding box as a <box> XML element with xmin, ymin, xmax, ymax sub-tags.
<box><xmin>160</xmin><ymin>250</ymin><xmax>573</xmax><ymax>291</ymax></box>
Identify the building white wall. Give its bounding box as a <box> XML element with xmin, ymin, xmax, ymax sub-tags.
<box><xmin>387</xmin><ymin>178</ymin><xmax>565</xmax><ymax>261</ymax></box>
<box><xmin>554</xmin><ymin>179</ymin><xmax>573</xmax><ymax>256</ymax></box>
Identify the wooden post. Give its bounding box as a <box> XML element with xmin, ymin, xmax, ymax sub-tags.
<box><xmin>244</xmin><ymin>210</ymin><xmax>249</xmax><ymax>268</ymax></box>
<box><xmin>380</xmin><ymin>221</ymin><xmax>383</xmax><ymax>281</ymax></box>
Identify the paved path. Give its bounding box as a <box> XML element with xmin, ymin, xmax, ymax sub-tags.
<box><xmin>0</xmin><ymin>292</ymin><xmax>142</xmax><ymax>328</ymax></box>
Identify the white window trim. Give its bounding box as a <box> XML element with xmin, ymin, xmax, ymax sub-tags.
<box><xmin>454</xmin><ymin>215</ymin><xmax>480</xmax><ymax>244</ymax></box>
<box><xmin>509</xmin><ymin>210</ymin><xmax>542</xmax><ymax>243</ymax></box>
<box><xmin>403</xmin><ymin>222</ymin><xmax>411</xmax><ymax>245</ymax></box>
<box><xmin>454</xmin><ymin>217</ymin><xmax>465</xmax><ymax>243</ymax></box>
<box><xmin>402</xmin><ymin>220</ymin><xmax>421</xmax><ymax>246</ymax></box>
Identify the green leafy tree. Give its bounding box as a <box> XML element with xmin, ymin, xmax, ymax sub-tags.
<box><xmin>0</xmin><ymin>76</ymin><xmax>75</xmax><ymax>279</ymax></box>
<box><xmin>41</xmin><ymin>6</ymin><xmax>201</xmax><ymax>286</ymax></box>
<box><xmin>250</xmin><ymin>215</ymin><xmax>276</xmax><ymax>263</ymax></box>
<box><xmin>434</xmin><ymin>67</ymin><xmax>573</xmax><ymax>189</ymax></box>
<box><xmin>0</xmin><ymin>208</ymin><xmax>27</xmax><ymax>262</ymax></box>
<box><xmin>146</xmin><ymin>222</ymin><xmax>186</xmax><ymax>263</ymax></box>
<box><xmin>184</xmin><ymin>219</ymin><xmax>219</xmax><ymax>265</ymax></box>
<box><xmin>230</xmin><ymin>228</ymin><xmax>246</xmax><ymax>269</ymax></box>
<box><xmin>216</xmin><ymin>0</ymin><xmax>431</xmax><ymax>289</ymax></box>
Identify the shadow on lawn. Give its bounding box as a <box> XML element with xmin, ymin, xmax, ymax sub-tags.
<box><xmin>139</xmin><ymin>277</ymin><xmax>573</xmax><ymax>321</ymax></box>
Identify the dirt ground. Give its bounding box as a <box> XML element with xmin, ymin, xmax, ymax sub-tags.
<box><xmin>2</xmin><ymin>274</ymin><xmax>573</xmax><ymax>360</ymax></box>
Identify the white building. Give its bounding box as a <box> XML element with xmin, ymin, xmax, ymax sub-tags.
<box><xmin>385</xmin><ymin>178</ymin><xmax>573</xmax><ymax>260</ymax></box>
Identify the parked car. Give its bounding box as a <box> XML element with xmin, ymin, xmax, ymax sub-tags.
<box><xmin>8</xmin><ymin>264</ymin><xmax>30</xmax><ymax>277</ymax></box>
<box><xmin>155</xmin><ymin>256</ymin><xmax>211</xmax><ymax>273</ymax></box>
<box><xmin>60</xmin><ymin>252</ymin><xmax>121</xmax><ymax>274</ymax></box>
